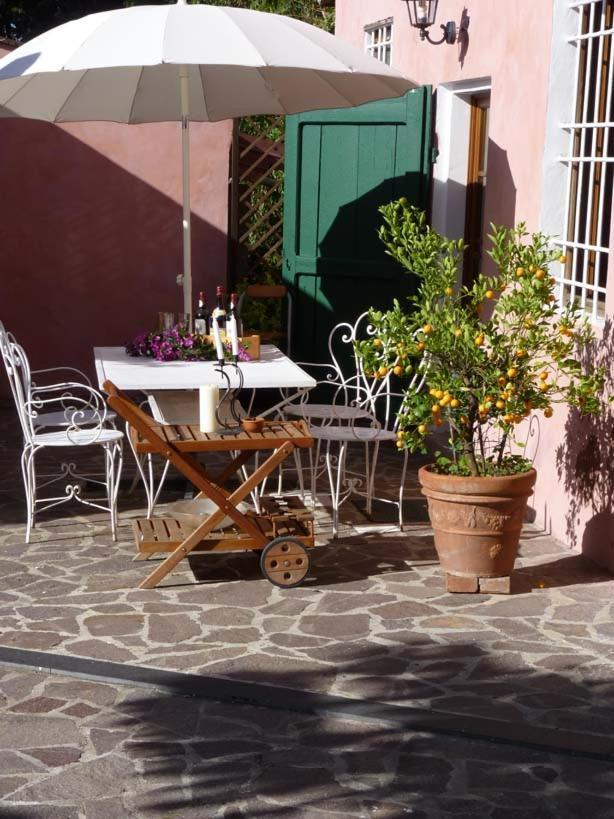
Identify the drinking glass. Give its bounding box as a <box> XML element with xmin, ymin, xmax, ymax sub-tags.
<box><xmin>176</xmin><ymin>312</ymin><xmax>191</xmax><ymax>331</ymax></box>
<box><xmin>158</xmin><ymin>312</ymin><xmax>175</xmax><ymax>332</ymax></box>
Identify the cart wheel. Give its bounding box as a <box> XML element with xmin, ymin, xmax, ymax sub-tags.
<box><xmin>260</xmin><ymin>537</ymin><xmax>310</xmax><ymax>588</ymax></box>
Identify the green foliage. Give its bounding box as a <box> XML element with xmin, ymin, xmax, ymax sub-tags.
<box><xmin>356</xmin><ymin>200</ymin><xmax>607</xmax><ymax>477</ymax></box>
<box><xmin>0</xmin><ymin>0</ymin><xmax>333</xmax><ymax>42</ymax></box>
<box><xmin>432</xmin><ymin>452</ymin><xmax>532</xmax><ymax>477</ymax></box>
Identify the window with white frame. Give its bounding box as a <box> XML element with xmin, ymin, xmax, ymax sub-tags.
<box><xmin>558</xmin><ymin>0</ymin><xmax>614</xmax><ymax>322</ymax></box>
<box><xmin>364</xmin><ymin>19</ymin><xmax>393</xmax><ymax>65</ymax></box>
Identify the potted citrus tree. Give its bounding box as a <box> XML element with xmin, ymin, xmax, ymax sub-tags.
<box><xmin>356</xmin><ymin>201</ymin><xmax>604</xmax><ymax>593</ymax></box>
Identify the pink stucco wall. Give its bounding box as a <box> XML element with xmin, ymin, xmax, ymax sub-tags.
<box><xmin>336</xmin><ymin>0</ymin><xmax>552</xmax><ymax>232</ymax></box>
<box><xmin>336</xmin><ymin>1</ymin><xmax>614</xmax><ymax>570</ymax></box>
<box><xmin>0</xmin><ymin>39</ymin><xmax>232</xmax><ymax>390</ymax></box>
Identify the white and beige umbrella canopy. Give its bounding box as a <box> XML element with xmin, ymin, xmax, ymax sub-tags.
<box><xmin>0</xmin><ymin>0</ymin><xmax>416</xmax><ymax>313</ymax></box>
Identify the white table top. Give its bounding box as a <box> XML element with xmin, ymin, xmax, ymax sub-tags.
<box><xmin>94</xmin><ymin>345</ymin><xmax>316</xmax><ymax>392</ymax></box>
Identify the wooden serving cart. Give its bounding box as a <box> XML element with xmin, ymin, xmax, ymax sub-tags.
<box><xmin>104</xmin><ymin>381</ymin><xmax>314</xmax><ymax>590</ymax></box>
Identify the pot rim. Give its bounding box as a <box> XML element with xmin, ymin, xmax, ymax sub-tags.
<box><xmin>418</xmin><ymin>464</ymin><xmax>537</xmax><ymax>483</ymax></box>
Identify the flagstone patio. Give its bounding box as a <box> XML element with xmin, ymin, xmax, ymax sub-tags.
<box><xmin>1</xmin><ymin>400</ymin><xmax>614</xmax><ymax>753</ymax></box>
<box><xmin>1</xmin><ymin>664</ymin><xmax>614</xmax><ymax>818</ymax></box>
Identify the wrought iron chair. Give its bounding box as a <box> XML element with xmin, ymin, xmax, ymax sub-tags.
<box><xmin>0</xmin><ymin>324</ymin><xmax>124</xmax><ymax>542</ymax></box>
<box><xmin>277</xmin><ymin>312</ymin><xmax>427</xmax><ymax>537</ymax></box>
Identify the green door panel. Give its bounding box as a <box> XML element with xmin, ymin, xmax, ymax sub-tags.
<box><xmin>283</xmin><ymin>87</ymin><xmax>432</xmax><ymax>364</ymax></box>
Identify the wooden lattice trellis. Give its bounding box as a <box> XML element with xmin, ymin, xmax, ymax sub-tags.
<box><xmin>231</xmin><ymin>115</ymin><xmax>285</xmax><ymax>282</ymax></box>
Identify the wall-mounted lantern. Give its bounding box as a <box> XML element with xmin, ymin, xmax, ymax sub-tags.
<box><xmin>401</xmin><ymin>1</ymin><xmax>458</xmax><ymax>45</ymax></box>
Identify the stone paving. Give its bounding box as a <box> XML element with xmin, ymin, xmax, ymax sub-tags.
<box><xmin>1</xmin><ymin>402</ymin><xmax>614</xmax><ymax>815</ymax></box>
<box><xmin>1</xmin><ymin>664</ymin><xmax>614</xmax><ymax>818</ymax></box>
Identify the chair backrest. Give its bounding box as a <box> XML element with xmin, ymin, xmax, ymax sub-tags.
<box><xmin>0</xmin><ymin>322</ymin><xmax>35</xmax><ymax>442</ymax></box>
<box><xmin>307</xmin><ymin>311</ymin><xmax>398</xmax><ymax>404</ymax></box>
<box><xmin>1</xmin><ymin>321</ymin><xmax>110</xmax><ymax>445</ymax></box>
<box><xmin>238</xmin><ymin>284</ymin><xmax>293</xmax><ymax>355</ymax></box>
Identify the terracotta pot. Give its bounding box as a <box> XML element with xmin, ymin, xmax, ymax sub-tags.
<box><xmin>418</xmin><ymin>465</ymin><xmax>536</xmax><ymax>580</ymax></box>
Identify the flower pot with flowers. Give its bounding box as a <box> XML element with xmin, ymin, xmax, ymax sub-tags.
<box><xmin>356</xmin><ymin>202</ymin><xmax>604</xmax><ymax>593</ymax></box>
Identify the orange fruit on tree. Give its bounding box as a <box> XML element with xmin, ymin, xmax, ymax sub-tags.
<box><xmin>450</xmin><ymin>398</ymin><xmax>460</xmax><ymax>409</ymax></box>
<box><xmin>454</xmin><ymin>328</ymin><xmax>462</xmax><ymax>338</ymax></box>
<box><xmin>475</xmin><ymin>333</ymin><xmax>485</xmax><ymax>346</ymax></box>
<box><xmin>423</xmin><ymin>324</ymin><xmax>433</xmax><ymax>335</ymax></box>
<box><xmin>559</xmin><ymin>255</ymin><xmax>567</xmax><ymax>264</ymax></box>
<box><xmin>432</xmin><ymin>404</ymin><xmax>441</xmax><ymax>414</ymax></box>
<box><xmin>485</xmin><ymin>290</ymin><xmax>495</xmax><ymax>299</ymax></box>
<box><xmin>496</xmin><ymin>399</ymin><xmax>505</xmax><ymax>410</ymax></box>
<box><xmin>445</xmin><ymin>287</ymin><xmax>454</xmax><ymax>296</ymax></box>
<box><xmin>544</xmin><ymin>407</ymin><xmax>553</xmax><ymax>418</ymax></box>
<box><xmin>534</xmin><ymin>269</ymin><xmax>545</xmax><ymax>280</ymax></box>
<box><xmin>516</xmin><ymin>267</ymin><xmax>525</xmax><ymax>277</ymax></box>
<box><xmin>418</xmin><ymin>424</ymin><xmax>427</xmax><ymax>434</ymax></box>
<box><xmin>393</xmin><ymin>365</ymin><xmax>404</xmax><ymax>376</ymax></box>
<box><xmin>507</xmin><ymin>367</ymin><xmax>518</xmax><ymax>378</ymax></box>
<box><xmin>372</xmin><ymin>338</ymin><xmax>382</xmax><ymax>348</ymax></box>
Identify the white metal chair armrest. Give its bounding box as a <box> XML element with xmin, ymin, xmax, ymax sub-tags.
<box><xmin>31</xmin><ymin>366</ymin><xmax>92</xmax><ymax>388</ymax></box>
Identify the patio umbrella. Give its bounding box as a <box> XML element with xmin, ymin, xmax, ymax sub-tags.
<box><xmin>0</xmin><ymin>0</ymin><xmax>416</xmax><ymax>316</ymax></box>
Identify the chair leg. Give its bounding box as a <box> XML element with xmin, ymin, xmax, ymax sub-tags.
<box><xmin>277</xmin><ymin>461</ymin><xmax>284</xmax><ymax>496</ymax></box>
<box><xmin>364</xmin><ymin>442</ymin><xmax>371</xmax><ymax>515</ymax></box>
<box><xmin>240</xmin><ymin>457</ymin><xmax>261</xmax><ymax>514</ymax></box>
<box><xmin>398</xmin><ymin>447</ymin><xmax>408</xmax><ymax>532</ymax></box>
<box><xmin>104</xmin><ymin>441</ymin><xmax>124</xmax><ymax>541</ymax></box>
<box><xmin>21</xmin><ymin>446</ymin><xmax>36</xmax><ymax>544</ymax></box>
<box><xmin>325</xmin><ymin>440</ymin><xmax>347</xmax><ymax>540</ymax></box>
<box><xmin>150</xmin><ymin>459</ymin><xmax>170</xmax><ymax>514</ymax></box>
<box><xmin>294</xmin><ymin>448</ymin><xmax>305</xmax><ymax>501</ymax></box>
<box><xmin>367</xmin><ymin>441</ymin><xmax>380</xmax><ymax>519</ymax></box>
<box><xmin>309</xmin><ymin>440</ymin><xmax>321</xmax><ymax>509</ymax></box>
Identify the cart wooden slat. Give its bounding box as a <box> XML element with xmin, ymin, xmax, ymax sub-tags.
<box><xmin>131</xmin><ymin>419</ymin><xmax>312</xmax><ymax>454</ymax></box>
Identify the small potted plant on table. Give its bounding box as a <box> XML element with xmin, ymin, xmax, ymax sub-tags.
<box><xmin>357</xmin><ymin>202</ymin><xmax>604</xmax><ymax>593</ymax></box>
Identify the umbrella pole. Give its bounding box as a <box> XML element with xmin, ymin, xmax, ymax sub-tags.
<box><xmin>180</xmin><ymin>65</ymin><xmax>192</xmax><ymax>321</ymax></box>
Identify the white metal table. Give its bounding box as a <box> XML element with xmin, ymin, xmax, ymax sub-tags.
<box><xmin>94</xmin><ymin>345</ymin><xmax>315</xmax><ymax>394</ymax></box>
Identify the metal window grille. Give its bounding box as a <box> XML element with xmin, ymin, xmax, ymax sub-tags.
<box><xmin>557</xmin><ymin>0</ymin><xmax>614</xmax><ymax>323</ymax></box>
<box><xmin>364</xmin><ymin>19</ymin><xmax>393</xmax><ymax>65</ymax></box>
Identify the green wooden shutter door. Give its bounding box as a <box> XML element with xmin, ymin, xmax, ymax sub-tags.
<box><xmin>283</xmin><ymin>87</ymin><xmax>432</xmax><ymax>364</ymax></box>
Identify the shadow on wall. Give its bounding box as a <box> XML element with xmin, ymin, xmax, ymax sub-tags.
<box><xmin>288</xmin><ymin>173</ymin><xmax>427</xmax><ymax>365</ymax></box>
<box><xmin>556</xmin><ymin>317</ymin><xmax>614</xmax><ymax>572</ymax></box>
<box><xmin>0</xmin><ymin>118</ymin><xmax>228</xmax><ymax>393</ymax></box>
<box><xmin>458</xmin><ymin>7</ymin><xmax>471</xmax><ymax>68</ymax></box>
<box><xmin>293</xmin><ymin>138</ymin><xmax>516</xmax><ymax>367</ymax></box>
<box><xmin>483</xmin><ymin>139</ymin><xmax>517</xmax><ymax>240</ymax></box>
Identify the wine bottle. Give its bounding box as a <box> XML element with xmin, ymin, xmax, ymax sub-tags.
<box><xmin>212</xmin><ymin>285</ymin><xmax>227</xmax><ymax>338</ymax></box>
<box><xmin>194</xmin><ymin>291</ymin><xmax>210</xmax><ymax>335</ymax></box>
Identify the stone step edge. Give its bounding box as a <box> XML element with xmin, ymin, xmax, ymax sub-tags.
<box><xmin>0</xmin><ymin>646</ymin><xmax>611</xmax><ymax>762</ymax></box>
